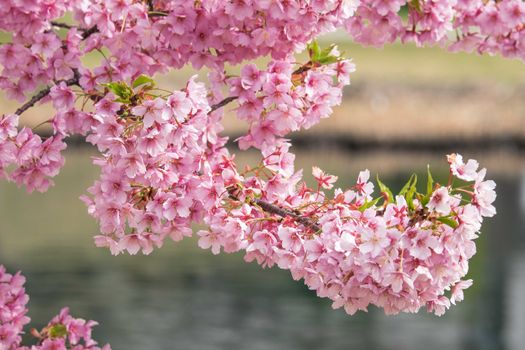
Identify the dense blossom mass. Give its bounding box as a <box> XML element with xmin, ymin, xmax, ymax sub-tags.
<box><xmin>0</xmin><ymin>0</ymin><xmax>512</xmax><ymax>337</ymax></box>
<box><xmin>0</xmin><ymin>266</ymin><xmax>110</xmax><ymax>350</ymax></box>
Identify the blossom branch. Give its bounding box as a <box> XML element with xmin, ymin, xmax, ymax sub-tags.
<box><xmin>15</xmin><ymin>69</ymin><xmax>80</xmax><ymax>116</ymax></box>
<box><xmin>229</xmin><ymin>192</ymin><xmax>320</xmax><ymax>232</ymax></box>
<box><xmin>50</xmin><ymin>21</ymin><xmax>98</xmax><ymax>39</ymax></box>
<box><xmin>14</xmin><ymin>22</ymin><xmax>99</xmax><ymax>116</ymax></box>
<box><xmin>206</xmin><ymin>62</ymin><xmax>316</xmax><ymax>115</ymax></box>
<box><xmin>14</xmin><ymin>4</ymin><xmax>179</xmax><ymax>117</ymax></box>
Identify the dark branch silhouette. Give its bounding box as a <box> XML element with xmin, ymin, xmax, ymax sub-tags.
<box><xmin>209</xmin><ymin>96</ymin><xmax>239</xmax><ymax>113</ymax></box>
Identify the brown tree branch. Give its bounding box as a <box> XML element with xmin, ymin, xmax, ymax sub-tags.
<box><xmin>81</xmin><ymin>25</ymin><xmax>99</xmax><ymax>40</ymax></box>
<box><xmin>229</xmin><ymin>193</ymin><xmax>321</xmax><ymax>232</ymax></box>
<box><xmin>50</xmin><ymin>22</ymin><xmax>99</xmax><ymax>39</ymax></box>
<box><xmin>50</xmin><ymin>21</ymin><xmax>77</xmax><ymax>30</ymax></box>
<box><xmin>253</xmin><ymin>198</ymin><xmax>321</xmax><ymax>232</ymax></box>
<box><xmin>209</xmin><ymin>96</ymin><xmax>239</xmax><ymax>113</ymax></box>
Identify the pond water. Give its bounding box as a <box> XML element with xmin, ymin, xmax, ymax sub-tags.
<box><xmin>0</xmin><ymin>149</ymin><xmax>524</xmax><ymax>350</ymax></box>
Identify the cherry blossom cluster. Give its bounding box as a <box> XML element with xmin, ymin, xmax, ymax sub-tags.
<box><xmin>79</xmin><ymin>0</ymin><xmax>357</xmax><ymax>70</ymax></box>
<box><xmin>1</xmin><ymin>1</ymin><xmax>524</xmax><ymax>110</ymax></box>
<box><xmin>0</xmin><ymin>15</ymin><xmax>81</xmax><ymax>103</ymax></box>
<box><xmin>0</xmin><ymin>1</ymin><xmax>68</xmax><ymax>39</ymax></box>
<box><xmin>225</xmin><ymin>53</ymin><xmax>355</xmax><ymax>150</ymax></box>
<box><xmin>346</xmin><ymin>0</ymin><xmax>525</xmax><ymax>59</ymax></box>
<box><xmin>38</xmin><ymin>73</ymin><xmax>496</xmax><ymax>315</ymax></box>
<box><xmin>80</xmin><ymin>76</ymin><xmax>230</xmax><ymax>255</ymax></box>
<box><xmin>0</xmin><ymin>266</ymin><xmax>29</xmax><ymax>349</ymax></box>
<box><xmin>0</xmin><ymin>114</ymin><xmax>66</xmax><ymax>192</ymax></box>
<box><xmin>0</xmin><ymin>0</ymin><xmax>510</xmax><ymax>318</ymax></box>
<box><xmin>0</xmin><ymin>266</ymin><xmax>109</xmax><ymax>350</ymax></box>
<box><xmin>197</xmin><ymin>150</ymin><xmax>496</xmax><ymax>316</ymax></box>
<box><xmin>0</xmin><ymin>0</ymin><xmax>356</xmax><ymax>105</ymax></box>
<box><xmin>45</xmin><ymin>67</ymin><xmax>496</xmax><ymax>315</ymax></box>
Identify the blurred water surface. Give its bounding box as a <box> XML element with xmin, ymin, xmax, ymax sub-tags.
<box><xmin>0</xmin><ymin>149</ymin><xmax>524</xmax><ymax>350</ymax></box>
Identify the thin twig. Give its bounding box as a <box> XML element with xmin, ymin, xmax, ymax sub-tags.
<box><xmin>50</xmin><ymin>21</ymin><xmax>78</xmax><ymax>30</ymax></box>
<box><xmin>50</xmin><ymin>22</ymin><xmax>98</xmax><ymax>38</ymax></box>
<box><xmin>253</xmin><ymin>198</ymin><xmax>321</xmax><ymax>232</ymax></box>
<box><xmin>229</xmin><ymin>193</ymin><xmax>320</xmax><ymax>232</ymax></box>
<box><xmin>293</xmin><ymin>62</ymin><xmax>313</xmax><ymax>75</ymax></box>
<box><xmin>209</xmin><ymin>96</ymin><xmax>239</xmax><ymax>113</ymax></box>
<box><xmin>81</xmin><ymin>25</ymin><xmax>99</xmax><ymax>40</ymax></box>
<box><xmin>148</xmin><ymin>11</ymin><xmax>168</xmax><ymax>17</ymax></box>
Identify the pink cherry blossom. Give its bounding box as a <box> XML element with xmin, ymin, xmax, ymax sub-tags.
<box><xmin>0</xmin><ymin>114</ymin><xmax>18</xmax><ymax>141</ymax></box>
<box><xmin>473</xmin><ymin>168</ymin><xmax>497</xmax><ymax>217</ymax></box>
<box><xmin>450</xmin><ymin>279</ymin><xmax>473</xmax><ymax>305</ymax></box>
<box><xmin>427</xmin><ymin>186</ymin><xmax>452</xmax><ymax>215</ymax></box>
<box><xmin>312</xmin><ymin>166</ymin><xmax>338</xmax><ymax>190</ymax></box>
<box><xmin>359</xmin><ymin>226</ymin><xmax>389</xmax><ymax>257</ymax></box>
<box><xmin>50</xmin><ymin>82</ymin><xmax>76</xmax><ymax>111</ymax></box>
<box><xmin>355</xmin><ymin>170</ymin><xmax>374</xmax><ymax>199</ymax></box>
<box><xmin>131</xmin><ymin>98</ymin><xmax>170</xmax><ymax>128</ymax></box>
<box><xmin>447</xmin><ymin>153</ymin><xmax>479</xmax><ymax>181</ymax></box>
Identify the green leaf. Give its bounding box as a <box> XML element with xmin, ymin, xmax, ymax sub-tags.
<box><xmin>409</xmin><ymin>0</ymin><xmax>422</xmax><ymax>13</ymax></box>
<box><xmin>308</xmin><ymin>40</ymin><xmax>321</xmax><ymax>62</ymax></box>
<box><xmin>319</xmin><ymin>44</ymin><xmax>337</xmax><ymax>58</ymax></box>
<box><xmin>437</xmin><ymin>216</ymin><xmax>459</xmax><ymax>229</ymax></box>
<box><xmin>398</xmin><ymin>174</ymin><xmax>418</xmax><ymax>211</ymax></box>
<box><xmin>359</xmin><ymin>197</ymin><xmax>381</xmax><ymax>212</ymax></box>
<box><xmin>308</xmin><ymin>42</ymin><xmax>341</xmax><ymax>65</ymax></box>
<box><xmin>399</xmin><ymin>173</ymin><xmax>417</xmax><ymax>196</ymax></box>
<box><xmin>102</xmin><ymin>82</ymin><xmax>133</xmax><ymax>100</ymax></box>
<box><xmin>376</xmin><ymin>175</ymin><xmax>394</xmax><ymax>204</ymax></box>
<box><xmin>318</xmin><ymin>56</ymin><xmax>340</xmax><ymax>65</ymax></box>
<box><xmin>132</xmin><ymin>74</ymin><xmax>155</xmax><ymax>89</ymax></box>
<box><xmin>49</xmin><ymin>324</ymin><xmax>68</xmax><ymax>339</ymax></box>
<box><xmin>422</xmin><ymin>165</ymin><xmax>434</xmax><ymax>206</ymax></box>
<box><xmin>406</xmin><ymin>175</ymin><xmax>418</xmax><ymax>211</ymax></box>
<box><xmin>426</xmin><ymin>165</ymin><xmax>434</xmax><ymax>195</ymax></box>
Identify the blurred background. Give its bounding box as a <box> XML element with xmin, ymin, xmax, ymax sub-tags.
<box><xmin>1</xmin><ymin>36</ymin><xmax>525</xmax><ymax>350</ymax></box>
